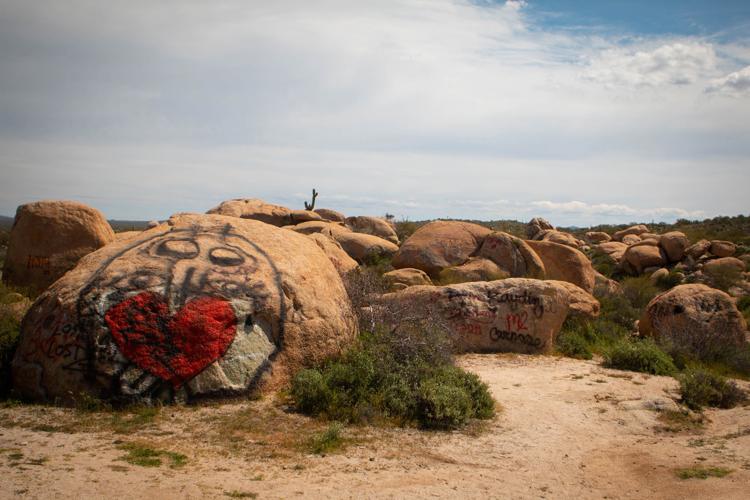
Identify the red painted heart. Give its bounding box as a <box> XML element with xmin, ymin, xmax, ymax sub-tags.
<box><xmin>104</xmin><ymin>292</ymin><xmax>237</xmax><ymax>388</ymax></box>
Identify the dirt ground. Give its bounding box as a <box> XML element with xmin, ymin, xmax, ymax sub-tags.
<box><xmin>1</xmin><ymin>354</ymin><xmax>749</xmax><ymax>499</ymax></box>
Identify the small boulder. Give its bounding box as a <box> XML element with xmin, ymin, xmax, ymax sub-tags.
<box><xmin>639</xmin><ymin>284</ymin><xmax>748</xmax><ymax>355</ymax></box>
<box><xmin>392</xmin><ymin>221</ymin><xmax>491</xmax><ymax>276</ymax></box>
<box><xmin>613</xmin><ymin>225</ymin><xmax>649</xmax><ymax>242</ymax></box>
<box><xmin>345</xmin><ymin>216</ymin><xmax>399</xmax><ymax>245</ymax></box>
<box><xmin>659</xmin><ymin>231</ymin><xmax>689</xmax><ymax>263</ymax></box>
<box><xmin>585</xmin><ymin>232</ymin><xmax>611</xmax><ymax>244</ymax></box>
<box><xmin>2</xmin><ymin>200</ymin><xmax>115</xmax><ymax>293</ymax></box>
<box><xmin>314</xmin><ymin>208</ymin><xmax>346</xmax><ymax>223</ymax></box>
<box><xmin>383</xmin><ymin>268</ymin><xmax>433</xmax><ymax>292</ymax></box>
<box><xmin>623</xmin><ymin>245</ymin><xmax>667</xmax><ymax>275</ymax></box>
<box><xmin>525</xmin><ymin>240</ymin><xmax>595</xmax><ymax>293</ymax></box>
<box><xmin>438</xmin><ymin>258</ymin><xmax>509</xmax><ymax>284</ymax></box>
<box><xmin>289</xmin><ymin>210</ymin><xmax>324</xmax><ymax>225</ymax></box>
<box><xmin>477</xmin><ymin>232</ymin><xmax>545</xmax><ymax>279</ymax></box>
<box><xmin>710</xmin><ymin>240</ymin><xmax>736</xmax><ymax>258</ymax></box>
<box><xmin>593</xmin><ymin>271</ymin><xmax>622</xmax><ymax>296</ymax></box>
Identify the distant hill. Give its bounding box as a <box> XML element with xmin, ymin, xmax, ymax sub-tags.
<box><xmin>0</xmin><ymin>215</ymin><xmax>13</xmax><ymax>231</ymax></box>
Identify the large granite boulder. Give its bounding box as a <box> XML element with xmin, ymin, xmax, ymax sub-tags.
<box><xmin>639</xmin><ymin>284</ymin><xmax>748</xmax><ymax>355</ymax></box>
<box><xmin>477</xmin><ymin>232</ymin><xmax>545</xmax><ymax>279</ymax></box>
<box><xmin>12</xmin><ymin>214</ymin><xmax>356</xmax><ymax>403</ymax></box>
<box><xmin>392</xmin><ymin>221</ymin><xmax>491</xmax><ymax>276</ymax></box>
<box><xmin>2</xmin><ymin>200</ymin><xmax>115</xmax><ymax>293</ymax></box>
<box><xmin>595</xmin><ymin>242</ymin><xmax>628</xmax><ymax>264</ymax></box>
<box><xmin>585</xmin><ymin>232</ymin><xmax>611</xmax><ymax>244</ymax></box>
<box><xmin>378</xmin><ymin>279</ymin><xmax>571</xmax><ymax>354</ymax></box>
<box><xmin>710</xmin><ymin>240</ymin><xmax>736</xmax><ymax>258</ymax></box>
<box><xmin>526</xmin><ymin>240</ymin><xmax>595</xmax><ymax>293</ymax></box>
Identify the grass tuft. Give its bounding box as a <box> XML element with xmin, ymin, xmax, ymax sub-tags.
<box><xmin>675</xmin><ymin>466</ymin><xmax>733</xmax><ymax>480</ymax></box>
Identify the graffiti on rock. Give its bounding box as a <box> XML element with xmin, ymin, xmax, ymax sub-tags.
<box><xmin>21</xmin><ymin>223</ymin><xmax>286</xmax><ymax>401</ymax></box>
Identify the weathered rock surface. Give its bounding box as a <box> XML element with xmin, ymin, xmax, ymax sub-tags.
<box><xmin>12</xmin><ymin>214</ymin><xmax>356</xmax><ymax>403</ymax></box>
<box><xmin>314</xmin><ymin>208</ymin><xmax>346</xmax><ymax>223</ymax></box>
<box><xmin>477</xmin><ymin>232</ymin><xmax>545</xmax><ymax>279</ymax></box>
<box><xmin>710</xmin><ymin>240</ymin><xmax>736</xmax><ymax>258</ymax></box>
<box><xmin>623</xmin><ymin>244</ymin><xmax>666</xmax><ymax>275</ymax></box>
<box><xmin>593</xmin><ymin>271</ymin><xmax>622</xmax><ymax>296</ymax></box>
<box><xmin>639</xmin><ymin>284</ymin><xmax>748</xmax><ymax>353</ymax></box>
<box><xmin>392</xmin><ymin>221</ymin><xmax>491</xmax><ymax>276</ymax></box>
<box><xmin>659</xmin><ymin>231</ymin><xmax>689</xmax><ymax>263</ymax></box>
<box><xmin>345</xmin><ymin>216</ymin><xmax>399</xmax><ymax>245</ymax></box>
<box><xmin>526</xmin><ymin>240</ymin><xmax>595</xmax><ymax>293</ymax></box>
<box><xmin>585</xmin><ymin>232</ymin><xmax>611</xmax><ymax>244</ymax></box>
<box><xmin>613</xmin><ymin>225</ymin><xmax>649</xmax><ymax>242</ymax></box>
<box><xmin>378</xmin><ymin>279</ymin><xmax>571</xmax><ymax>354</ymax></box>
<box><xmin>306</xmin><ymin>233</ymin><xmax>359</xmax><ymax>276</ymax></box>
<box><xmin>2</xmin><ymin>200</ymin><xmax>115</xmax><ymax>292</ymax></box>
<box><xmin>383</xmin><ymin>268</ymin><xmax>433</xmax><ymax>291</ymax></box>
<box><xmin>438</xmin><ymin>258</ymin><xmax>509</xmax><ymax>284</ymax></box>
<box><xmin>113</xmin><ymin>231</ymin><xmax>143</xmax><ymax>243</ymax></box>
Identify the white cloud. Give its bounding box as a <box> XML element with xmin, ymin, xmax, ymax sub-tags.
<box><xmin>582</xmin><ymin>42</ymin><xmax>719</xmax><ymax>88</ymax></box>
<box><xmin>705</xmin><ymin>65</ymin><xmax>750</xmax><ymax>95</ymax></box>
<box><xmin>530</xmin><ymin>200</ymin><xmax>704</xmax><ymax>222</ymax></box>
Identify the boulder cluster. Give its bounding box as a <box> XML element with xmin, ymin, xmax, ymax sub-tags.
<box><xmin>2</xmin><ymin>201</ymin><xmax>748</xmax><ymax>404</ymax></box>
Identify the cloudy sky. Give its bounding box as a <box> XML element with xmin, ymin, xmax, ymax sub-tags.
<box><xmin>1</xmin><ymin>0</ymin><xmax>749</xmax><ymax>226</ymax></box>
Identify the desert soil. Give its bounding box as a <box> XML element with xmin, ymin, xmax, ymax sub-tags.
<box><xmin>1</xmin><ymin>354</ymin><xmax>749</xmax><ymax>499</ymax></box>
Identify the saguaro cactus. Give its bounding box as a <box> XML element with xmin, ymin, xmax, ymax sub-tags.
<box><xmin>304</xmin><ymin>188</ymin><xmax>319</xmax><ymax>211</ymax></box>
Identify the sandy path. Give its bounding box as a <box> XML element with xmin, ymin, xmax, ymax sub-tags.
<box><xmin>1</xmin><ymin>354</ymin><xmax>748</xmax><ymax>499</ymax></box>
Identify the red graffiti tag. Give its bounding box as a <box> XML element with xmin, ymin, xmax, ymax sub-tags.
<box><xmin>505</xmin><ymin>312</ymin><xmax>528</xmax><ymax>332</ymax></box>
<box><xmin>104</xmin><ymin>292</ymin><xmax>237</xmax><ymax>388</ymax></box>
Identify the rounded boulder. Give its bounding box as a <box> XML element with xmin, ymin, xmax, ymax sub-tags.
<box><xmin>2</xmin><ymin>200</ymin><xmax>115</xmax><ymax>293</ymax></box>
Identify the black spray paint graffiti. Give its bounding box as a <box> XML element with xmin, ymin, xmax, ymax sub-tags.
<box><xmin>489</xmin><ymin>327</ymin><xmax>544</xmax><ymax>348</ymax></box>
<box><xmin>62</xmin><ymin>223</ymin><xmax>288</xmax><ymax>401</ymax></box>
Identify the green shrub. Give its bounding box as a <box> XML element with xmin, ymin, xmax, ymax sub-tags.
<box><xmin>556</xmin><ymin>329</ymin><xmax>593</xmax><ymax>360</ymax></box>
<box><xmin>290</xmin><ymin>328</ymin><xmax>495</xmax><ymax>429</ymax></box>
<box><xmin>308</xmin><ymin>422</ymin><xmax>344</xmax><ymax>455</ymax></box>
<box><xmin>598</xmin><ymin>294</ymin><xmax>640</xmax><ymax>331</ymax></box>
<box><xmin>678</xmin><ymin>368</ymin><xmax>747</xmax><ymax>410</ymax></box>
<box><xmin>604</xmin><ymin>339</ymin><xmax>676</xmax><ymax>375</ymax></box>
<box><xmin>656</xmin><ymin>270</ymin><xmax>683</xmax><ymax>290</ymax></box>
<box><xmin>621</xmin><ymin>276</ymin><xmax>660</xmax><ymax>310</ymax></box>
